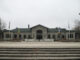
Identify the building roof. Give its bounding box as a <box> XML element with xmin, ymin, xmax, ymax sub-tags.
<box><xmin>48</xmin><ymin>28</ymin><xmax>67</xmax><ymax>33</ymax></box>
<box><xmin>3</xmin><ymin>25</ymin><xmax>75</xmax><ymax>33</ymax></box>
<box><xmin>11</xmin><ymin>28</ymin><xmax>31</xmax><ymax>33</ymax></box>
<box><xmin>31</xmin><ymin>24</ymin><xmax>48</xmax><ymax>29</ymax></box>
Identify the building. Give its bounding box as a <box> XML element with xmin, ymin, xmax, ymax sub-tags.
<box><xmin>3</xmin><ymin>24</ymin><xmax>75</xmax><ymax>41</ymax></box>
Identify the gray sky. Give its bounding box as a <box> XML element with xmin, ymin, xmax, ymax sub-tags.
<box><xmin>0</xmin><ymin>0</ymin><xmax>80</xmax><ymax>29</ymax></box>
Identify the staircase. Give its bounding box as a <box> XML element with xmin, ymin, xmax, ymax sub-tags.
<box><xmin>0</xmin><ymin>48</ymin><xmax>80</xmax><ymax>60</ymax></box>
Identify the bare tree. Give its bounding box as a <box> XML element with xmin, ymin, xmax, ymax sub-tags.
<box><xmin>0</xmin><ymin>19</ymin><xmax>6</xmax><ymax>30</ymax></box>
<box><xmin>0</xmin><ymin>18</ymin><xmax>6</xmax><ymax>39</ymax></box>
<box><xmin>74</xmin><ymin>20</ymin><xmax>80</xmax><ymax>31</ymax></box>
<box><xmin>74</xmin><ymin>20</ymin><xmax>80</xmax><ymax>39</ymax></box>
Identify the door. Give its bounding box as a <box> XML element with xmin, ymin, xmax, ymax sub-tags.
<box><xmin>36</xmin><ymin>30</ymin><xmax>43</xmax><ymax>40</ymax></box>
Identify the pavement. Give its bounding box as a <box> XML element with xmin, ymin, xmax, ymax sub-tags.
<box><xmin>0</xmin><ymin>41</ymin><xmax>80</xmax><ymax>48</ymax></box>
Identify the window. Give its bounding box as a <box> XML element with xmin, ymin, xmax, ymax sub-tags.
<box><xmin>58</xmin><ymin>35</ymin><xmax>60</xmax><ymax>38</ymax></box>
<box><xmin>68</xmin><ymin>34</ymin><xmax>73</xmax><ymax>38</ymax></box>
<box><xmin>6</xmin><ymin>34</ymin><xmax>11</xmax><ymax>38</ymax></box>
<box><xmin>52</xmin><ymin>35</ymin><xmax>55</xmax><ymax>39</ymax></box>
<box><xmin>47</xmin><ymin>34</ymin><xmax>51</xmax><ymax>39</ymax></box>
<box><xmin>14</xmin><ymin>34</ymin><xmax>17</xmax><ymax>39</ymax></box>
<box><xmin>28</xmin><ymin>35</ymin><xmax>32</xmax><ymax>39</ymax></box>
<box><xmin>37</xmin><ymin>30</ymin><xmax>42</xmax><ymax>34</ymax></box>
<box><xmin>24</xmin><ymin>35</ymin><xmax>26</xmax><ymax>39</ymax></box>
<box><xmin>70</xmin><ymin>34</ymin><xmax>73</xmax><ymax>38</ymax></box>
<box><xmin>62</xmin><ymin>35</ymin><xmax>65</xmax><ymax>38</ymax></box>
<box><xmin>19</xmin><ymin>34</ymin><xmax>22</xmax><ymax>39</ymax></box>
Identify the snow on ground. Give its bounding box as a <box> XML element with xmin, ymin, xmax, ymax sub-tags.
<box><xmin>0</xmin><ymin>41</ymin><xmax>80</xmax><ymax>48</ymax></box>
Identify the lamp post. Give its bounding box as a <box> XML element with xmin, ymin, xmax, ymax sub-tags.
<box><xmin>9</xmin><ymin>21</ymin><xmax>11</xmax><ymax>40</ymax></box>
<box><xmin>68</xmin><ymin>21</ymin><xmax>71</xmax><ymax>40</ymax></box>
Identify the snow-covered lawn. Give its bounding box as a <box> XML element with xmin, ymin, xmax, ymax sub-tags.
<box><xmin>0</xmin><ymin>41</ymin><xmax>80</xmax><ymax>48</ymax></box>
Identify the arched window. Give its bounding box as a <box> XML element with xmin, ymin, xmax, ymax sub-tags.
<box><xmin>37</xmin><ymin>30</ymin><xmax>42</xmax><ymax>34</ymax></box>
<box><xmin>19</xmin><ymin>34</ymin><xmax>21</xmax><ymax>38</ymax></box>
<box><xmin>24</xmin><ymin>35</ymin><xmax>26</xmax><ymax>39</ymax></box>
<box><xmin>14</xmin><ymin>34</ymin><xmax>17</xmax><ymax>39</ymax></box>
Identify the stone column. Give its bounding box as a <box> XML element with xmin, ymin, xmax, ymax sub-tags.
<box><xmin>21</xmin><ymin>33</ymin><xmax>24</xmax><ymax>40</ymax></box>
<box><xmin>3</xmin><ymin>33</ymin><xmax>6</xmax><ymax>40</ymax></box>
<box><xmin>10</xmin><ymin>33</ymin><xmax>13</xmax><ymax>40</ymax></box>
<box><xmin>66</xmin><ymin>33</ymin><xmax>68</xmax><ymax>40</ymax></box>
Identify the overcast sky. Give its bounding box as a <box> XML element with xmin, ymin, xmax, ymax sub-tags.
<box><xmin>0</xmin><ymin>0</ymin><xmax>80</xmax><ymax>29</ymax></box>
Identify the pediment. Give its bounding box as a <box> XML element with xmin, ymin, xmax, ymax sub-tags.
<box><xmin>31</xmin><ymin>24</ymin><xmax>48</xmax><ymax>29</ymax></box>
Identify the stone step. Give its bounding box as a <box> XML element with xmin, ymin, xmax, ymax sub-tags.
<box><xmin>0</xmin><ymin>48</ymin><xmax>80</xmax><ymax>50</ymax></box>
<box><xmin>0</xmin><ymin>54</ymin><xmax>80</xmax><ymax>57</ymax></box>
<box><xmin>0</xmin><ymin>49</ymin><xmax>80</xmax><ymax>51</ymax></box>
<box><xmin>0</xmin><ymin>51</ymin><xmax>80</xmax><ymax>54</ymax></box>
<box><xmin>0</xmin><ymin>48</ymin><xmax>80</xmax><ymax>51</ymax></box>
<box><xmin>0</xmin><ymin>48</ymin><xmax>80</xmax><ymax>60</ymax></box>
<box><xmin>0</xmin><ymin>57</ymin><xmax>80</xmax><ymax>60</ymax></box>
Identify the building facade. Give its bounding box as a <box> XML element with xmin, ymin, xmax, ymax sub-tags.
<box><xmin>3</xmin><ymin>24</ymin><xmax>75</xmax><ymax>41</ymax></box>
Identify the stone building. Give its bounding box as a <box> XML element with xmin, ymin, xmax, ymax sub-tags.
<box><xmin>3</xmin><ymin>24</ymin><xmax>75</xmax><ymax>41</ymax></box>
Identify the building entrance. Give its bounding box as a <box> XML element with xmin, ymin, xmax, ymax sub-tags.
<box><xmin>36</xmin><ymin>30</ymin><xmax>43</xmax><ymax>40</ymax></box>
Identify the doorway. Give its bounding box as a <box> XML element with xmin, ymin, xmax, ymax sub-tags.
<box><xmin>36</xmin><ymin>30</ymin><xmax>43</xmax><ymax>40</ymax></box>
